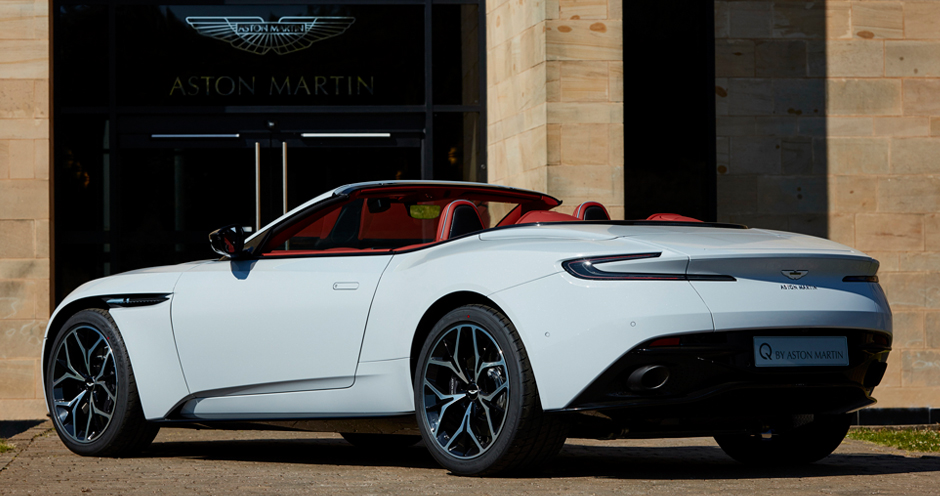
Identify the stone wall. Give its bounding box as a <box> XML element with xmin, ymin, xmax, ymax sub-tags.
<box><xmin>715</xmin><ymin>0</ymin><xmax>940</xmax><ymax>407</ymax></box>
<box><xmin>486</xmin><ymin>0</ymin><xmax>624</xmax><ymax>218</ymax></box>
<box><xmin>0</xmin><ymin>0</ymin><xmax>50</xmax><ymax>420</ymax></box>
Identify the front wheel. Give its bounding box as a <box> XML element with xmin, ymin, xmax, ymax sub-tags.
<box><xmin>715</xmin><ymin>414</ymin><xmax>852</xmax><ymax>465</ymax></box>
<box><xmin>414</xmin><ymin>304</ymin><xmax>567</xmax><ymax>476</ymax></box>
<box><xmin>45</xmin><ymin>309</ymin><xmax>159</xmax><ymax>457</ymax></box>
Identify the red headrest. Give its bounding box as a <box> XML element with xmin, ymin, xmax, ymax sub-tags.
<box><xmin>574</xmin><ymin>201</ymin><xmax>610</xmax><ymax>221</ymax></box>
<box><xmin>437</xmin><ymin>200</ymin><xmax>485</xmax><ymax>241</ymax></box>
<box><xmin>646</xmin><ymin>213</ymin><xmax>703</xmax><ymax>223</ymax></box>
<box><xmin>516</xmin><ymin>210</ymin><xmax>579</xmax><ymax>224</ymax></box>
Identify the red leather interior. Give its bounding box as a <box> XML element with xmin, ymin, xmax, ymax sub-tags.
<box><xmin>437</xmin><ymin>200</ymin><xmax>485</xmax><ymax>241</ymax></box>
<box><xmin>496</xmin><ymin>204</ymin><xmax>523</xmax><ymax>226</ymax></box>
<box><xmin>573</xmin><ymin>201</ymin><xmax>610</xmax><ymax>221</ymax></box>
<box><xmin>516</xmin><ymin>210</ymin><xmax>579</xmax><ymax>224</ymax></box>
<box><xmin>646</xmin><ymin>213</ymin><xmax>703</xmax><ymax>223</ymax></box>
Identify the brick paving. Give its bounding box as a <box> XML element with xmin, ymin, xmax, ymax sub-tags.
<box><xmin>1</xmin><ymin>421</ymin><xmax>939</xmax><ymax>495</ymax></box>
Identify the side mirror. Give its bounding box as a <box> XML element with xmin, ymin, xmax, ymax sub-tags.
<box><xmin>209</xmin><ymin>224</ymin><xmax>246</xmax><ymax>258</ymax></box>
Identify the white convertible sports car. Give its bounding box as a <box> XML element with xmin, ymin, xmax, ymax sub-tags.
<box><xmin>43</xmin><ymin>180</ymin><xmax>891</xmax><ymax>475</ymax></box>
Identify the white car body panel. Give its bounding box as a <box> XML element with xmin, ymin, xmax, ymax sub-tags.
<box><xmin>491</xmin><ymin>273</ymin><xmax>715</xmax><ymax>410</ymax></box>
<box><xmin>42</xmin><ymin>181</ymin><xmax>893</xmax><ymax>423</ymax></box>
<box><xmin>171</xmin><ymin>255</ymin><xmax>393</xmax><ymax>396</ymax></box>
<box><xmin>180</xmin><ymin>358</ymin><xmax>414</xmax><ymax>419</ymax></box>
<box><xmin>41</xmin><ymin>262</ymin><xmax>207</xmax><ymax>418</ymax></box>
<box><xmin>108</xmin><ymin>302</ymin><xmax>191</xmax><ymax>418</ymax></box>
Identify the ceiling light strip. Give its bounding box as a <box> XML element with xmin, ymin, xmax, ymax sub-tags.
<box><xmin>301</xmin><ymin>133</ymin><xmax>391</xmax><ymax>138</ymax></box>
<box><xmin>151</xmin><ymin>134</ymin><xmax>241</xmax><ymax>138</ymax></box>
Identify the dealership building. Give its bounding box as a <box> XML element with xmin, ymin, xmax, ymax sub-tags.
<box><xmin>1</xmin><ymin>0</ymin><xmax>939</xmax><ymax>422</ymax></box>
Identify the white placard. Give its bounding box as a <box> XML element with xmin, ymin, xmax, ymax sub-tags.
<box><xmin>753</xmin><ymin>336</ymin><xmax>849</xmax><ymax>367</ymax></box>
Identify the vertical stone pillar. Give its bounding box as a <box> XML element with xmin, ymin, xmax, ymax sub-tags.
<box><xmin>0</xmin><ymin>0</ymin><xmax>51</xmax><ymax>420</ymax></box>
<box><xmin>716</xmin><ymin>0</ymin><xmax>940</xmax><ymax>408</ymax></box>
<box><xmin>486</xmin><ymin>0</ymin><xmax>623</xmax><ymax>218</ymax></box>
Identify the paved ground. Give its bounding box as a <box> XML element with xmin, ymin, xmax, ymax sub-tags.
<box><xmin>1</xmin><ymin>421</ymin><xmax>939</xmax><ymax>495</ymax></box>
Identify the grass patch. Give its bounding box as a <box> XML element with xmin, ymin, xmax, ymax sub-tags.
<box><xmin>848</xmin><ymin>428</ymin><xmax>940</xmax><ymax>452</ymax></box>
<box><xmin>0</xmin><ymin>439</ymin><xmax>13</xmax><ymax>454</ymax></box>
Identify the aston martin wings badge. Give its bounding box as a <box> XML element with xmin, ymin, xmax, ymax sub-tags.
<box><xmin>185</xmin><ymin>16</ymin><xmax>356</xmax><ymax>55</ymax></box>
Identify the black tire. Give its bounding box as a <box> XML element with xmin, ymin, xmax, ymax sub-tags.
<box><xmin>714</xmin><ymin>414</ymin><xmax>851</xmax><ymax>465</ymax></box>
<box><xmin>45</xmin><ymin>309</ymin><xmax>159</xmax><ymax>457</ymax></box>
<box><xmin>340</xmin><ymin>433</ymin><xmax>422</xmax><ymax>449</ymax></box>
<box><xmin>414</xmin><ymin>304</ymin><xmax>567</xmax><ymax>476</ymax></box>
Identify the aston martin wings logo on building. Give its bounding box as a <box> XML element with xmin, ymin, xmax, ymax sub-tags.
<box><xmin>782</xmin><ymin>270</ymin><xmax>809</xmax><ymax>280</ymax></box>
<box><xmin>185</xmin><ymin>16</ymin><xmax>356</xmax><ymax>55</ymax></box>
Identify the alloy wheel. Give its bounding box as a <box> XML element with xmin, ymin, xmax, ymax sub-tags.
<box><xmin>421</xmin><ymin>324</ymin><xmax>510</xmax><ymax>459</ymax></box>
<box><xmin>50</xmin><ymin>325</ymin><xmax>118</xmax><ymax>444</ymax></box>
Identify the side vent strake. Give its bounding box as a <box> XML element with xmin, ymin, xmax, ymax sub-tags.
<box><xmin>103</xmin><ymin>294</ymin><xmax>171</xmax><ymax>308</ymax></box>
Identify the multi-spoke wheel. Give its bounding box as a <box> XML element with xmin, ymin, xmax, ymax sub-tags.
<box><xmin>414</xmin><ymin>304</ymin><xmax>567</xmax><ymax>476</ymax></box>
<box><xmin>50</xmin><ymin>324</ymin><xmax>117</xmax><ymax>444</ymax></box>
<box><xmin>45</xmin><ymin>309</ymin><xmax>159</xmax><ymax>457</ymax></box>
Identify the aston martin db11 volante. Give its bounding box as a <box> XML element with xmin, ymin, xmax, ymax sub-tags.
<box><xmin>43</xmin><ymin>180</ymin><xmax>892</xmax><ymax>475</ymax></box>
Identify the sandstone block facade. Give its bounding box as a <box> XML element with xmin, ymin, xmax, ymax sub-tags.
<box><xmin>0</xmin><ymin>0</ymin><xmax>48</xmax><ymax>420</ymax></box>
<box><xmin>716</xmin><ymin>0</ymin><xmax>940</xmax><ymax>408</ymax></box>
<box><xmin>487</xmin><ymin>0</ymin><xmax>622</xmax><ymax>217</ymax></box>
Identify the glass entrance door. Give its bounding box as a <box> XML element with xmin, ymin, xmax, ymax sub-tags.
<box><xmin>121</xmin><ymin>131</ymin><xmax>421</xmax><ymax>265</ymax></box>
<box><xmin>53</xmin><ymin>122</ymin><xmax>421</xmax><ymax>302</ymax></box>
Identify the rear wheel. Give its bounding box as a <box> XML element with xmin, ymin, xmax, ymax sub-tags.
<box><xmin>340</xmin><ymin>433</ymin><xmax>421</xmax><ymax>449</ymax></box>
<box><xmin>715</xmin><ymin>414</ymin><xmax>851</xmax><ymax>465</ymax></box>
<box><xmin>414</xmin><ymin>304</ymin><xmax>567</xmax><ymax>476</ymax></box>
<box><xmin>45</xmin><ymin>309</ymin><xmax>159</xmax><ymax>457</ymax></box>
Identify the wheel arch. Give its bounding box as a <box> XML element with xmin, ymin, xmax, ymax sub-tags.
<box><xmin>409</xmin><ymin>291</ymin><xmax>509</xmax><ymax>381</ymax></box>
<box><xmin>42</xmin><ymin>297</ymin><xmax>110</xmax><ymax>372</ymax></box>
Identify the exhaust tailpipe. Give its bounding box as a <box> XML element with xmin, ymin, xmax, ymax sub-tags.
<box><xmin>627</xmin><ymin>365</ymin><xmax>670</xmax><ymax>391</ymax></box>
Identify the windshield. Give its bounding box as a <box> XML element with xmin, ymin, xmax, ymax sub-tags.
<box><xmin>257</xmin><ymin>185</ymin><xmax>556</xmax><ymax>256</ymax></box>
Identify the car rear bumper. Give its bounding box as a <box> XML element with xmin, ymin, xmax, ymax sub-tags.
<box><xmin>554</xmin><ymin>329</ymin><xmax>890</xmax><ymax>436</ymax></box>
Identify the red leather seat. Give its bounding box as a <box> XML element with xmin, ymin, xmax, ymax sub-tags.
<box><xmin>574</xmin><ymin>201</ymin><xmax>610</xmax><ymax>221</ymax></box>
<box><xmin>436</xmin><ymin>200</ymin><xmax>485</xmax><ymax>241</ymax></box>
<box><xmin>646</xmin><ymin>213</ymin><xmax>703</xmax><ymax>223</ymax></box>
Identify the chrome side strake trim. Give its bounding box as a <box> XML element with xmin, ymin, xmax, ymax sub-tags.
<box><xmin>103</xmin><ymin>294</ymin><xmax>171</xmax><ymax>308</ymax></box>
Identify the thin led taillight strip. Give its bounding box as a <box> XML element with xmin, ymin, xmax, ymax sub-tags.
<box><xmin>562</xmin><ymin>253</ymin><xmax>736</xmax><ymax>281</ymax></box>
<box><xmin>843</xmin><ymin>275</ymin><xmax>879</xmax><ymax>282</ymax></box>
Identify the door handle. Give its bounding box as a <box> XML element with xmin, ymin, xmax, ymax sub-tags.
<box><xmin>333</xmin><ymin>282</ymin><xmax>359</xmax><ymax>290</ymax></box>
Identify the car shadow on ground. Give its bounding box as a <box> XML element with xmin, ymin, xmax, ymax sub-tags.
<box><xmin>141</xmin><ymin>438</ymin><xmax>940</xmax><ymax>479</ymax></box>
<box><xmin>544</xmin><ymin>444</ymin><xmax>940</xmax><ymax>480</ymax></box>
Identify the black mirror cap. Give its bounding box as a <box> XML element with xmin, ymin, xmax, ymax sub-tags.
<box><xmin>209</xmin><ymin>224</ymin><xmax>246</xmax><ymax>258</ymax></box>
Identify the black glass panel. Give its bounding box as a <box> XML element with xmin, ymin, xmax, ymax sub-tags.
<box><xmin>114</xmin><ymin>147</ymin><xmax>256</xmax><ymax>272</ymax></box>
<box><xmin>54</xmin><ymin>115</ymin><xmax>109</xmax><ymax>233</ymax></box>
<box><xmin>115</xmin><ymin>4</ymin><xmax>425</xmax><ymax>106</ymax></box>
<box><xmin>56</xmin><ymin>244</ymin><xmax>109</xmax><ymax>304</ymax></box>
<box><xmin>433</xmin><ymin>112</ymin><xmax>481</xmax><ymax>182</ymax></box>
<box><xmin>432</xmin><ymin>4</ymin><xmax>479</xmax><ymax>106</ymax></box>
<box><xmin>55</xmin><ymin>5</ymin><xmax>109</xmax><ymax>107</ymax></box>
<box><xmin>54</xmin><ymin>114</ymin><xmax>110</xmax><ymax>302</ymax></box>
<box><xmin>623</xmin><ymin>1</ymin><xmax>716</xmax><ymax>221</ymax></box>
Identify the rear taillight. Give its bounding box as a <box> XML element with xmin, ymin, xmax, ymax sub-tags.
<box><xmin>562</xmin><ymin>254</ymin><xmax>735</xmax><ymax>281</ymax></box>
<box><xmin>843</xmin><ymin>275</ymin><xmax>879</xmax><ymax>283</ymax></box>
<box><xmin>648</xmin><ymin>337</ymin><xmax>681</xmax><ymax>347</ymax></box>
